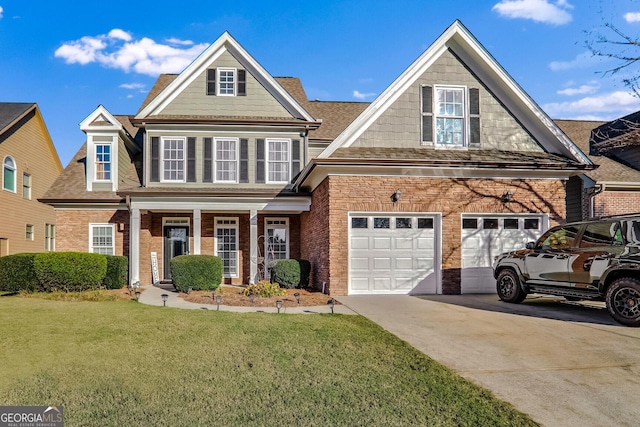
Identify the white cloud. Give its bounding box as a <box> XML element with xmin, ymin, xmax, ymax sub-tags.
<box><xmin>543</xmin><ymin>91</ymin><xmax>640</xmax><ymax>118</ymax></box>
<box><xmin>165</xmin><ymin>37</ymin><xmax>194</xmax><ymax>46</ymax></box>
<box><xmin>492</xmin><ymin>0</ymin><xmax>573</xmax><ymax>25</ymax></box>
<box><xmin>624</xmin><ymin>12</ymin><xmax>640</xmax><ymax>23</ymax></box>
<box><xmin>557</xmin><ymin>82</ymin><xmax>599</xmax><ymax>96</ymax></box>
<box><xmin>353</xmin><ymin>90</ymin><xmax>376</xmax><ymax>100</ymax></box>
<box><xmin>0</xmin><ymin>6</ymin><xmax>4</xmax><ymax>19</ymax></box>
<box><xmin>549</xmin><ymin>51</ymin><xmax>601</xmax><ymax>71</ymax></box>
<box><xmin>119</xmin><ymin>83</ymin><xmax>145</xmax><ymax>90</ymax></box>
<box><xmin>55</xmin><ymin>29</ymin><xmax>209</xmax><ymax>76</ymax></box>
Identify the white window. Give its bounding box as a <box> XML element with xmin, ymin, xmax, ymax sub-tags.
<box><xmin>162</xmin><ymin>137</ymin><xmax>185</xmax><ymax>182</ymax></box>
<box><xmin>3</xmin><ymin>156</ymin><xmax>16</xmax><ymax>192</ymax></box>
<box><xmin>266</xmin><ymin>139</ymin><xmax>290</xmax><ymax>183</ymax></box>
<box><xmin>265</xmin><ymin>218</ymin><xmax>289</xmax><ymax>266</ymax></box>
<box><xmin>90</xmin><ymin>224</ymin><xmax>115</xmax><ymax>255</ymax></box>
<box><xmin>218</xmin><ymin>68</ymin><xmax>236</xmax><ymax>96</ymax></box>
<box><xmin>215</xmin><ymin>138</ymin><xmax>238</xmax><ymax>182</ymax></box>
<box><xmin>25</xmin><ymin>224</ymin><xmax>34</xmax><ymax>241</ymax></box>
<box><xmin>215</xmin><ymin>218</ymin><xmax>239</xmax><ymax>278</ymax></box>
<box><xmin>45</xmin><ymin>223</ymin><xmax>55</xmax><ymax>251</ymax></box>
<box><xmin>22</xmin><ymin>173</ymin><xmax>31</xmax><ymax>199</ymax></box>
<box><xmin>95</xmin><ymin>144</ymin><xmax>112</xmax><ymax>181</ymax></box>
<box><xmin>435</xmin><ymin>86</ymin><xmax>465</xmax><ymax>147</ymax></box>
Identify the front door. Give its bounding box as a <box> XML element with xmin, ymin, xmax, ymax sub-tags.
<box><xmin>163</xmin><ymin>226</ymin><xmax>189</xmax><ymax>280</ymax></box>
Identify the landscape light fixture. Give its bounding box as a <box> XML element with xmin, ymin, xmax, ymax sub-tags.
<box><xmin>391</xmin><ymin>189</ymin><xmax>402</xmax><ymax>203</ymax></box>
<box><xmin>276</xmin><ymin>300</ymin><xmax>283</xmax><ymax>313</ymax></box>
<box><xmin>187</xmin><ymin>286</ymin><xmax>192</xmax><ymax>294</ymax></box>
<box><xmin>248</xmin><ymin>294</ymin><xmax>255</xmax><ymax>304</ymax></box>
<box><xmin>161</xmin><ymin>294</ymin><xmax>168</xmax><ymax>307</ymax></box>
<box><xmin>211</xmin><ymin>290</ymin><xmax>216</xmax><ymax>301</ymax></box>
<box><xmin>294</xmin><ymin>292</ymin><xmax>300</xmax><ymax>304</ymax></box>
<box><xmin>216</xmin><ymin>295</ymin><xmax>222</xmax><ymax>311</ymax></box>
<box><xmin>328</xmin><ymin>298</ymin><xmax>335</xmax><ymax>314</ymax></box>
<box><xmin>135</xmin><ymin>291</ymin><xmax>141</xmax><ymax>302</ymax></box>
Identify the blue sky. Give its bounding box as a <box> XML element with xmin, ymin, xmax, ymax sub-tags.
<box><xmin>2</xmin><ymin>0</ymin><xmax>640</xmax><ymax>166</ymax></box>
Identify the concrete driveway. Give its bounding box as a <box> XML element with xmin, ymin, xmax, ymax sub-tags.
<box><xmin>337</xmin><ymin>294</ymin><xmax>640</xmax><ymax>427</ymax></box>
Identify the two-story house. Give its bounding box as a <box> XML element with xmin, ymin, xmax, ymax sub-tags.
<box><xmin>42</xmin><ymin>21</ymin><xmax>595</xmax><ymax>295</ymax></box>
<box><xmin>0</xmin><ymin>103</ymin><xmax>63</xmax><ymax>256</ymax></box>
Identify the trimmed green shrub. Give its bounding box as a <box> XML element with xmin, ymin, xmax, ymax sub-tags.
<box><xmin>242</xmin><ymin>280</ymin><xmax>286</xmax><ymax>298</ymax></box>
<box><xmin>34</xmin><ymin>252</ymin><xmax>107</xmax><ymax>292</ymax></box>
<box><xmin>269</xmin><ymin>259</ymin><xmax>311</xmax><ymax>289</ymax></box>
<box><xmin>103</xmin><ymin>255</ymin><xmax>129</xmax><ymax>290</ymax></box>
<box><xmin>0</xmin><ymin>253</ymin><xmax>39</xmax><ymax>293</ymax></box>
<box><xmin>170</xmin><ymin>255</ymin><xmax>222</xmax><ymax>293</ymax></box>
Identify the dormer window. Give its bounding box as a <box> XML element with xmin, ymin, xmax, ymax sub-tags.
<box><xmin>95</xmin><ymin>144</ymin><xmax>112</xmax><ymax>181</ymax></box>
<box><xmin>206</xmin><ymin>68</ymin><xmax>247</xmax><ymax>96</ymax></box>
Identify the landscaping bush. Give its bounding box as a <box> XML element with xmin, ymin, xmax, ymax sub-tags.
<box><xmin>103</xmin><ymin>255</ymin><xmax>129</xmax><ymax>290</ymax></box>
<box><xmin>242</xmin><ymin>280</ymin><xmax>286</xmax><ymax>298</ymax></box>
<box><xmin>34</xmin><ymin>252</ymin><xmax>107</xmax><ymax>292</ymax></box>
<box><xmin>171</xmin><ymin>255</ymin><xmax>222</xmax><ymax>293</ymax></box>
<box><xmin>0</xmin><ymin>253</ymin><xmax>39</xmax><ymax>293</ymax></box>
<box><xmin>269</xmin><ymin>259</ymin><xmax>311</xmax><ymax>289</ymax></box>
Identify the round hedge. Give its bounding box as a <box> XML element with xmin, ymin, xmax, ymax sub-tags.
<box><xmin>170</xmin><ymin>255</ymin><xmax>222</xmax><ymax>292</ymax></box>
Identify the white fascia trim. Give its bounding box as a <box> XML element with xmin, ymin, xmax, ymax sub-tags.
<box><xmin>80</xmin><ymin>105</ymin><xmax>123</xmax><ymax>132</ymax></box>
<box><xmin>135</xmin><ymin>32</ymin><xmax>315</xmax><ymax>122</ymax></box>
<box><xmin>598</xmin><ymin>181</ymin><xmax>640</xmax><ymax>190</ymax></box>
<box><xmin>51</xmin><ymin>204</ymin><xmax>127</xmax><ymax>210</ymax></box>
<box><xmin>129</xmin><ymin>196</ymin><xmax>311</xmax><ymax>213</ymax></box>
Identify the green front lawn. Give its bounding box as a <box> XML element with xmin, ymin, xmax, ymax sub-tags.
<box><xmin>0</xmin><ymin>296</ymin><xmax>536</xmax><ymax>426</ymax></box>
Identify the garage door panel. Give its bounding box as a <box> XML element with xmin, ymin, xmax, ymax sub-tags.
<box><xmin>373</xmin><ymin>237</ymin><xmax>391</xmax><ymax>249</ymax></box>
<box><xmin>349</xmin><ymin>214</ymin><xmax>438</xmax><ymax>295</ymax></box>
<box><xmin>351</xmin><ymin>237</ymin><xmax>370</xmax><ymax>250</ymax></box>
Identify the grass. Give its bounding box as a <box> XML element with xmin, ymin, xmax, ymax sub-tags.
<box><xmin>0</xmin><ymin>295</ymin><xmax>537</xmax><ymax>426</ymax></box>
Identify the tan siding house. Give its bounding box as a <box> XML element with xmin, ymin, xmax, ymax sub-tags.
<box><xmin>0</xmin><ymin>103</ymin><xmax>63</xmax><ymax>256</ymax></box>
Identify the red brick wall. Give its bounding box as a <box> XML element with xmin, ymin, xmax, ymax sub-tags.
<box><xmin>56</xmin><ymin>209</ymin><xmax>129</xmax><ymax>256</ymax></box>
<box><xmin>593</xmin><ymin>191</ymin><xmax>640</xmax><ymax>218</ymax></box>
<box><xmin>303</xmin><ymin>176</ymin><xmax>566</xmax><ymax>296</ymax></box>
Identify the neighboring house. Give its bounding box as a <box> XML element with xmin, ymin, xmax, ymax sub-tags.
<box><xmin>0</xmin><ymin>103</ymin><xmax>63</xmax><ymax>256</ymax></box>
<box><xmin>557</xmin><ymin>116</ymin><xmax>640</xmax><ymax>221</ymax></box>
<box><xmin>42</xmin><ymin>21</ymin><xmax>595</xmax><ymax>295</ymax></box>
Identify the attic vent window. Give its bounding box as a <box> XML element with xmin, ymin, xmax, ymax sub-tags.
<box><xmin>219</xmin><ymin>68</ymin><xmax>236</xmax><ymax>95</ymax></box>
<box><xmin>206</xmin><ymin>68</ymin><xmax>246</xmax><ymax>96</ymax></box>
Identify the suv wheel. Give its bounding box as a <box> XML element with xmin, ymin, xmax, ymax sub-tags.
<box><xmin>606</xmin><ymin>278</ymin><xmax>640</xmax><ymax>327</ymax></box>
<box><xmin>496</xmin><ymin>269</ymin><xmax>526</xmax><ymax>303</ymax></box>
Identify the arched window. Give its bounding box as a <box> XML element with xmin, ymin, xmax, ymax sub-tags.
<box><xmin>3</xmin><ymin>156</ymin><xmax>16</xmax><ymax>193</ymax></box>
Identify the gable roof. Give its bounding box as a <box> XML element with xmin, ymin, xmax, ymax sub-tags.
<box><xmin>555</xmin><ymin>119</ymin><xmax>640</xmax><ymax>186</ymax></box>
<box><xmin>135</xmin><ymin>32</ymin><xmax>316</xmax><ymax>123</ymax></box>
<box><xmin>0</xmin><ymin>103</ymin><xmax>35</xmax><ymax>133</ymax></box>
<box><xmin>319</xmin><ymin>20</ymin><xmax>591</xmax><ymax>165</ymax></box>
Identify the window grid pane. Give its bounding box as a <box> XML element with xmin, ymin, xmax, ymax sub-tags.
<box><xmin>95</xmin><ymin>144</ymin><xmax>112</xmax><ymax>180</ymax></box>
<box><xmin>163</xmin><ymin>139</ymin><xmax>185</xmax><ymax>181</ymax></box>
<box><xmin>435</xmin><ymin>87</ymin><xmax>465</xmax><ymax>146</ymax></box>
<box><xmin>219</xmin><ymin>70</ymin><xmax>235</xmax><ymax>95</ymax></box>
<box><xmin>215</xmin><ymin>139</ymin><xmax>237</xmax><ymax>182</ymax></box>
<box><xmin>23</xmin><ymin>173</ymin><xmax>31</xmax><ymax>199</ymax></box>
<box><xmin>3</xmin><ymin>157</ymin><xmax>15</xmax><ymax>192</ymax></box>
<box><xmin>26</xmin><ymin>224</ymin><xmax>33</xmax><ymax>240</ymax></box>
<box><xmin>266</xmin><ymin>220</ymin><xmax>289</xmax><ymax>266</ymax></box>
<box><xmin>267</xmin><ymin>140</ymin><xmax>289</xmax><ymax>182</ymax></box>
<box><xmin>216</xmin><ymin>226</ymin><xmax>238</xmax><ymax>276</ymax></box>
<box><xmin>91</xmin><ymin>225</ymin><xmax>114</xmax><ymax>255</ymax></box>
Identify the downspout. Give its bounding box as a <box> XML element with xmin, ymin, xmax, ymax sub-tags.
<box><xmin>590</xmin><ymin>183</ymin><xmax>605</xmax><ymax>219</ymax></box>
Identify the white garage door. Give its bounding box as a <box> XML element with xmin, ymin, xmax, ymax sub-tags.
<box><xmin>349</xmin><ymin>214</ymin><xmax>439</xmax><ymax>295</ymax></box>
<box><xmin>461</xmin><ymin>214</ymin><xmax>546</xmax><ymax>293</ymax></box>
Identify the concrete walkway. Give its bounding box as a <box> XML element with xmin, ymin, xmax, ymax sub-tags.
<box><xmin>137</xmin><ymin>285</ymin><xmax>356</xmax><ymax>314</ymax></box>
<box><xmin>337</xmin><ymin>294</ymin><xmax>640</xmax><ymax>427</ymax></box>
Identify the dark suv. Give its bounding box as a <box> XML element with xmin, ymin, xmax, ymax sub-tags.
<box><xmin>493</xmin><ymin>215</ymin><xmax>640</xmax><ymax>326</ymax></box>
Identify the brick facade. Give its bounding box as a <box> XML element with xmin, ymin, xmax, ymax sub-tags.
<box><xmin>56</xmin><ymin>209</ymin><xmax>129</xmax><ymax>256</ymax></box>
<box><xmin>301</xmin><ymin>175</ymin><xmax>566</xmax><ymax>296</ymax></box>
<box><xmin>592</xmin><ymin>191</ymin><xmax>640</xmax><ymax>218</ymax></box>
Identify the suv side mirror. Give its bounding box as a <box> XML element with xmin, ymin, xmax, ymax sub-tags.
<box><xmin>525</xmin><ymin>242</ymin><xmax>536</xmax><ymax>250</ymax></box>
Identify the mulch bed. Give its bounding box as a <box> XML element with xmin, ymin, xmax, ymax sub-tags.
<box><xmin>181</xmin><ymin>286</ymin><xmax>338</xmax><ymax>308</ymax></box>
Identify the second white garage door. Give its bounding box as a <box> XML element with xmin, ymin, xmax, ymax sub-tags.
<box><xmin>349</xmin><ymin>213</ymin><xmax>440</xmax><ymax>295</ymax></box>
<box><xmin>461</xmin><ymin>214</ymin><xmax>547</xmax><ymax>293</ymax></box>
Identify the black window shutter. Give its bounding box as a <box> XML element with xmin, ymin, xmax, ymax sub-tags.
<box><xmin>207</xmin><ymin>69</ymin><xmax>216</xmax><ymax>96</ymax></box>
<box><xmin>421</xmin><ymin>85</ymin><xmax>433</xmax><ymax>143</ymax></box>
<box><xmin>187</xmin><ymin>137</ymin><xmax>196</xmax><ymax>182</ymax></box>
<box><xmin>238</xmin><ymin>69</ymin><xmax>246</xmax><ymax>96</ymax></box>
<box><xmin>469</xmin><ymin>88</ymin><xmax>480</xmax><ymax>148</ymax></box>
<box><xmin>239</xmin><ymin>138</ymin><xmax>249</xmax><ymax>183</ymax></box>
<box><xmin>291</xmin><ymin>139</ymin><xmax>301</xmax><ymax>179</ymax></box>
<box><xmin>150</xmin><ymin>137</ymin><xmax>160</xmax><ymax>182</ymax></box>
<box><xmin>203</xmin><ymin>138</ymin><xmax>213</xmax><ymax>183</ymax></box>
<box><xmin>256</xmin><ymin>138</ymin><xmax>265</xmax><ymax>183</ymax></box>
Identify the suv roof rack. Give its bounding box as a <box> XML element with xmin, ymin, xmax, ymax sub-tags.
<box><xmin>597</xmin><ymin>212</ymin><xmax>640</xmax><ymax>219</ymax></box>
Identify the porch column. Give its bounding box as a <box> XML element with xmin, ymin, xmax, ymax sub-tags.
<box><xmin>250</xmin><ymin>209</ymin><xmax>258</xmax><ymax>284</ymax></box>
<box><xmin>193</xmin><ymin>209</ymin><xmax>201</xmax><ymax>255</ymax></box>
<box><xmin>130</xmin><ymin>208</ymin><xmax>140</xmax><ymax>285</ymax></box>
